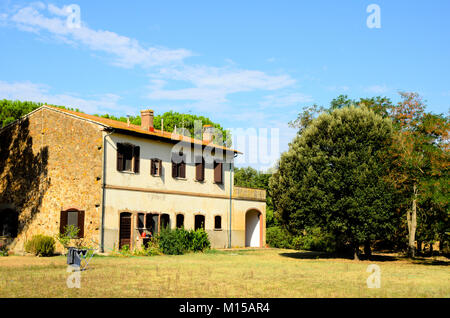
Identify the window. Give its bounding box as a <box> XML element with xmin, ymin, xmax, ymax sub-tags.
<box><xmin>194</xmin><ymin>215</ymin><xmax>205</xmax><ymax>230</ymax></box>
<box><xmin>214</xmin><ymin>161</ymin><xmax>223</xmax><ymax>184</ymax></box>
<box><xmin>160</xmin><ymin>214</ymin><xmax>170</xmax><ymax>230</ymax></box>
<box><xmin>214</xmin><ymin>216</ymin><xmax>222</xmax><ymax>230</ymax></box>
<box><xmin>195</xmin><ymin>156</ymin><xmax>205</xmax><ymax>181</ymax></box>
<box><xmin>60</xmin><ymin>209</ymin><xmax>84</xmax><ymax>238</ymax></box>
<box><xmin>117</xmin><ymin>143</ymin><xmax>140</xmax><ymax>173</ymax></box>
<box><xmin>172</xmin><ymin>152</ymin><xmax>186</xmax><ymax>178</ymax></box>
<box><xmin>146</xmin><ymin>214</ymin><xmax>159</xmax><ymax>235</ymax></box>
<box><xmin>137</xmin><ymin>213</ymin><xmax>145</xmax><ymax>229</ymax></box>
<box><xmin>151</xmin><ymin>159</ymin><xmax>162</xmax><ymax>176</ymax></box>
<box><xmin>176</xmin><ymin>214</ymin><xmax>184</xmax><ymax>228</ymax></box>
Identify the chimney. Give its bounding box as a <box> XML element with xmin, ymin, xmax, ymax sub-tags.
<box><xmin>140</xmin><ymin>109</ymin><xmax>154</xmax><ymax>131</ymax></box>
<box><xmin>202</xmin><ymin>124</ymin><xmax>214</xmax><ymax>143</ymax></box>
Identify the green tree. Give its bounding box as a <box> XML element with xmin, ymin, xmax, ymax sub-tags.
<box><xmin>95</xmin><ymin>110</ymin><xmax>231</xmax><ymax>146</ymax></box>
<box><xmin>387</xmin><ymin>93</ymin><xmax>449</xmax><ymax>257</ymax></box>
<box><xmin>270</xmin><ymin>106</ymin><xmax>397</xmax><ymax>259</ymax></box>
<box><xmin>0</xmin><ymin>99</ymin><xmax>230</xmax><ymax>146</ymax></box>
<box><xmin>288</xmin><ymin>95</ymin><xmax>394</xmax><ymax>134</ymax></box>
<box><xmin>0</xmin><ymin>99</ymin><xmax>80</xmax><ymax>128</ymax></box>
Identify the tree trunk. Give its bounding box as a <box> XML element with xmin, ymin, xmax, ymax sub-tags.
<box><xmin>407</xmin><ymin>183</ymin><xmax>418</xmax><ymax>258</ymax></box>
<box><xmin>353</xmin><ymin>244</ymin><xmax>360</xmax><ymax>261</ymax></box>
<box><xmin>364</xmin><ymin>241</ymin><xmax>372</xmax><ymax>259</ymax></box>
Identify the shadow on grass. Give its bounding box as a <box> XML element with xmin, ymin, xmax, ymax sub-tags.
<box><xmin>279</xmin><ymin>250</ymin><xmax>401</xmax><ymax>262</ymax></box>
<box><xmin>411</xmin><ymin>258</ymin><xmax>449</xmax><ymax>266</ymax></box>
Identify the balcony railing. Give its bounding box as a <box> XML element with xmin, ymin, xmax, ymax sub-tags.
<box><xmin>233</xmin><ymin>186</ymin><xmax>266</xmax><ymax>201</ymax></box>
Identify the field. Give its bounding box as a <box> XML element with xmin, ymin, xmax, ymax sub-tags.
<box><xmin>0</xmin><ymin>248</ymin><xmax>448</xmax><ymax>298</ymax></box>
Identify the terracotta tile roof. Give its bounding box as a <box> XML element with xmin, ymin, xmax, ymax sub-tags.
<box><xmin>43</xmin><ymin>105</ymin><xmax>242</xmax><ymax>154</ymax></box>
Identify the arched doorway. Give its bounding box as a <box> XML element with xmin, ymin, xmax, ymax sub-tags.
<box><xmin>245</xmin><ymin>209</ymin><xmax>262</xmax><ymax>247</ymax></box>
<box><xmin>119</xmin><ymin>212</ymin><xmax>132</xmax><ymax>249</ymax></box>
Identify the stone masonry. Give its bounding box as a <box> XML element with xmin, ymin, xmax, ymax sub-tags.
<box><xmin>0</xmin><ymin>107</ymin><xmax>104</xmax><ymax>253</ymax></box>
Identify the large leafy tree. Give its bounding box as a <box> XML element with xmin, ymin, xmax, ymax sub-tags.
<box><xmin>97</xmin><ymin>110</ymin><xmax>231</xmax><ymax>146</ymax></box>
<box><xmin>270</xmin><ymin>106</ymin><xmax>397</xmax><ymax>259</ymax></box>
<box><xmin>0</xmin><ymin>99</ymin><xmax>80</xmax><ymax>128</ymax></box>
<box><xmin>0</xmin><ymin>100</ymin><xmax>43</xmax><ymax>127</ymax></box>
<box><xmin>387</xmin><ymin>93</ymin><xmax>449</xmax><ymax>257</ymax></box>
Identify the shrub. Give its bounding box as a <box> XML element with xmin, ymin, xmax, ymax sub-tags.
<box><xmin>191</xmin><ymin>228</ymin><xmax>211</xmax><ymax>252</ymax></box>
<box><xmin>0</xmin><ymin>246</ymin><xmax>8</xmax><ymax>256</ymax></box>
<box><xmin>134</xmin><ymin>239</ymin><xmax>162</xmax><ymax>256</ymax></box>
<box><xmin>158</xmin><ymin>228</ymin><xmax>189</xmax><ymax>255</ymax></box>
<box><xmin>266</xmin><ymin>226</ymin><xmax>293</xmax><ymax>248</ymax></box>
<box><xmin>25</xmin><ymin>235</ymin><xmax>55</xmax><ymax>256</ymax></box>
<box><xmin>291</xmin><ymin>227</ymin><xmax>337</xmax><ymax>253</ymax></box>
<box><xmin>157</xmin><ymin>227</ymin><xmax>211</xmax><ymax>255</ymax></box>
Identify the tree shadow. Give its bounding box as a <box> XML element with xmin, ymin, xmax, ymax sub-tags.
<box><xmin>0</xmin><ymin>117</ymin><xmax>50</xmax><ymax>248</ymax></box>
<box><xmin>279</xmin><ymin>250</ymin><xmax>401</xmax><ymax>262</ymax></box>
<box><xmin>411</xmin><ymin>257</ymin><xmax>449</xmax><ymax>266</ymax></box>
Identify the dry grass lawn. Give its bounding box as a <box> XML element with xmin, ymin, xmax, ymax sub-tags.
<box><xmin>0</xmin><ymin>248</ymin><xmax>448</xmax><ymax>298</ymax></box>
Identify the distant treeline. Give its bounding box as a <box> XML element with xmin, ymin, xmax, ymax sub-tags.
<box><xmin>0</xmin><ymin>99</ymin><xmax>230</xmax><ymax>146</ymax></box>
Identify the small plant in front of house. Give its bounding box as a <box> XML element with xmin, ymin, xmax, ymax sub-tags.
<box><xmin>25</xmin><ymin>235</ymin><xmax>55</xmax><ymax>257</ymax></box>
<box><xmin>118</xmin><ymin>244</ymin><xmax>132</xmax><ymax>257</ymax></box>
<box><xmin>55</xmin><ymin>225</ymin><xmax>80</xmax><ymax>253</ymax></box>
<box><xmin>133</xmin><ymin>238</ymin><xmax>162</xmax><ymax>256</ymax></box>
<box><xmin>0</xmin><ymin>245</ymin><xmax>9</xmax><ymax>256</ymax></box>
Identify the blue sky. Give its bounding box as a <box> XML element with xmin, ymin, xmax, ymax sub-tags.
<box><xmin>0</xmin><ymin>1</ymin><xmax>449</xmax><ymax>169</ymax></box>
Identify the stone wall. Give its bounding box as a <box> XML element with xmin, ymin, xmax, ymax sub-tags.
<box><xmin>0</xmin><ymin>107</ymin><xmax>104</xmax><ymax>253</ymax></box>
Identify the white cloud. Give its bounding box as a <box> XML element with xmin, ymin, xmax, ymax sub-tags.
<box><xmin>146</xmin><ymin>65</ymin><xmax>296</xmax><ymax>106</ymax></box>
<box><xmin>47</xmin><ymin>3</ymin><xmax>70</xmax><ymax>16</ymax></box>
<box><xmin>260</xmin><ymin>92</ymin><xmax>313</xmax><ymax>108</ymax></box>
<box><xmin>327</xmin><ymin>85</ymin><xmax>350</xmax><ymax>92</ymax></box>
<box><xmin>7</xmin><ymin>3</ymin><xmax>192</xmax><ymax>68</ymax></box>
<box><xmin>364</xmin><ymin>84</ymin><xmax>389</xmax><ymax>94</ymax></box>
<box><xmin>0</xmin><ymin>80</ymin><xmax>132</xmax><ymax>115</ymax></box>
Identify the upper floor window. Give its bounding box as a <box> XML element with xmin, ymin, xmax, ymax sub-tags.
<box><xmin>151</xmin><ymin>158</ymin><xmax>162</xmax><ymax>176</ymax></box>
<box><xmin>214</xmin><ymin>161</ymin><xmax>223</xmax><ymax>184</ymax></box>
<box><xmin>172</xmin><ymin>152</ymin><xmax>186</xmax><ymax>179</ymax></box>
<box><xmin>195</xmin><ymin>156</ymin><xmax>205</xmax><ymax>181</ymax></box>
<box><xmin>117</xmin><ymin>143</ymin><xmax>140</xmax><ymax>173</ymax></box>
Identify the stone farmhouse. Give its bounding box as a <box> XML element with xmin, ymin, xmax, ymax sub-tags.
<box><xmin>0</xmin><ymin>105</ymin><xmax>266</xmax><ymax>253</ymax></box>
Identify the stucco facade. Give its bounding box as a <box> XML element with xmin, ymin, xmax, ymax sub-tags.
<box><xmin>0</xmin><ymin>106</ymin><xmax>266</xmax><ymax>253</ymax></box>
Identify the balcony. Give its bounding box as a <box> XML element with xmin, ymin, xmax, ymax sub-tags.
<box><xmin>233</xmin><ymin>186</ymin><xmax>266</xmax><ymax>202</ymax></box>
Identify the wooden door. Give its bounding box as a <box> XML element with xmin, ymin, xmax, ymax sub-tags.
<box><xmin>119</xmin><ymin>212</ymin><xmax>132</xmax><ymax>249</ymax></box>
